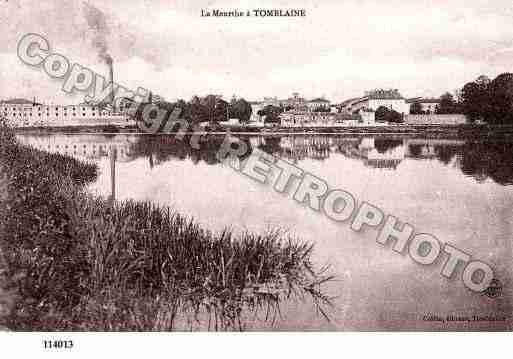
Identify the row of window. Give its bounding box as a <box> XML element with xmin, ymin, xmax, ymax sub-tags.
<box><xmin>31</xmin><ymin>145</ymin><xmax>127</xmax><ymax>156</ymax></box>
<box><xmin>0</xmin><ymin>106</ymin><xmax>94</xmax><ymax>111</ymax></box>
<box><xmin>4</xmin><ymin>112</ymin><xmax>110</xmax><ymax>117</ymax></box>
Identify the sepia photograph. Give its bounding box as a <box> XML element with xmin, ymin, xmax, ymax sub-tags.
<box><xmin>0</xmin><ymin>0</ymin><xmax>511</xmax><ymax>355</ymax></box>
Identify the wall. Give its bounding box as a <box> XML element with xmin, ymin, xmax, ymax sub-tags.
<box><xmin>368</xmin><ymin>99</ymin><xmax>409</xmax><ymax>114</ymax></box>
<box><xmin>360</xmin><ymin>110</ymin><xmax>375</xmax><ymax>125</ymax></box>
<box><xmin>404</xmin><ymin>114</ymin><xmax>467</xmax><ymax>125</ymax></box>
<box><xmin>280</xmin><ymin>112</ymin><xmax>337</xmax><ymax>127</ymax></box>
<box><xmin>419</xmin><ymin>102</ymin><xmax>438</xmax><ymax>114</ymax></box>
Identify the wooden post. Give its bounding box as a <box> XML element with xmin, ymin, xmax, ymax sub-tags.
<box><xmin>109</xmin><ymin>144</ymin><xmax>117</xmax><ymax>202</ymax></box>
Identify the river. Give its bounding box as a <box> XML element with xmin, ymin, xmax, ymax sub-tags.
<box><xmin>16</xmin><ymin>132</ymin><xmax>513</xmax><ymax>331</ymax></box>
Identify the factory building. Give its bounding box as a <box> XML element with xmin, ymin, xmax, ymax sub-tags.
<box><xmin>0</xmin><ymin>98</ymin><xmax>134</xmax><ymax>128</ymax></box>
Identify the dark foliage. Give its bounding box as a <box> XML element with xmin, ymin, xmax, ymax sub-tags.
<box><xmin>460</xmin><ymin>73</ymin><xmax>513</xmax><ymax>124</ymax></box>
<box><xmin>257</xmin><ymin>105</ymin><xmax>282</xmax><ymax>125</ymax></box>
<box><xmin>375</xmin><ymin>106</ymin><xmax>404</xmax><ymax>123</ymax></box>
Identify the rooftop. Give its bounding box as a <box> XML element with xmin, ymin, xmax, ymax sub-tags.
<box><xmin>366</xmin><ymin>89</ymin><xmax>404</xmax><ymax>100</ymax></box>
<box><xmin>405</xmin><ymin>97</ymin><xmax>441</xmax><ymax>104</ymax></box>
<box><xmin>0</xmin><ymin>98</ymin><xmax>35</xmax><ymax>105</ymax></box>
<box><xmin>308</xmin><ymin>98</ymin><xmax>330</xmax><ymax>103</ymax></box>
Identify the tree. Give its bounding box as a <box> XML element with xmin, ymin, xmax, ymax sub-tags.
<box><xmin>258</xmin><ymin>105</ymin><xmax>282</xmax><ymax>125</ymax></box>
<box><xmin>228</xmin><ymin>98</ymin><xmax>252</xmax><ymax>124</ymax></box>
<box><xmin>461</xmin><ymin>82</ymin><xmax>485</xmax><ymax>122</ymax></box>
<box><xmin>190</xmin><ymin>96</ymin><xmax>208</xmax><ymax>124</ymax></box>
<box><xmin>214</xmin><ymin>99</ymin><xmax>229</xmax><ymax>123</ymax></box>
<box><xmin>189</xmin><ymin>95</ymin><xmax>228</xmax><ymax>124</ymax></box>
<box><xmin>375</xmin><ymin>106</ymin><xmax>389</xmax><ymax>122</ymax></box>
<box><xmin>460</xmin><ymin>75</ymin><xmax>492</xmax><ymax>123</ymax></box>
<box><xmin>436</xmin><ymin>92</ymin><xmax>458</xmax><ymax>114</ymax></box>
<box><xmin>375</xmin><ymin>106</ymin><xmax>403</xmax><ymax>123</ymax></box>
<box><xmin>409</xmin><ymin>101</ymin><xmax>424</xmax><ymax>115</ymax></box>
<box><xmin>489</xmin><ymin>73</ymin><xmax>513</xmax><ymax>124</ymax></box>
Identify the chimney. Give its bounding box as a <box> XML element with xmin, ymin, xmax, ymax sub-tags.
<box><xmin>109</xmin><ymin>61</ymin><xmax>115</xmax><ymax>110</ymax></box>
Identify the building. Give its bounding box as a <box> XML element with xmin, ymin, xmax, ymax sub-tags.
<box><xmin>261</xmin><ymin>93</ymin><xmax>324</xmax><ymax>111</ymax></box>
<box><xmin>249</xmin><ymin>101</ymin><xmax>265</xmax><ymax>123</ymax></box>
<box><xmin>406</xmin><ymin>98</ymin><xmax>441</xmax><ymax>114</ymax></box>
<box><xmin>365</xmin><ymin>89</ymin><xmax>408</xmax><ymax>114</ymax></box>
<box><xmin>280</xmin><ymin>111</ymin><xmax>346</xmax><ymax>127</ymax></box>
<box><xmin>262</xmin><ymin>97</ymin><xmax>280</xmax><ymax>107</ymax></box>
<box><xmin>340</xmin><ymin>89</ymin><xmax>408</xmax><ymax>115</ymax></box>
<box><xmin>282</xmin><ymin>92</ymin><xmax>307</xmax><ymax>110</ymax></box>
<box><xmin>0</xmin><ymin>98</ymin><xmax>134</xmax><ymax>128</ymax></box>
<box><xmin>339</xmin><ymin>97</ymin><xmax>370</xmax><ymax>114</ymax></box>
<box><xmin>306</xmin><ymin>98</ymin><xmax>331</xmax><ymax>111</ymax></box>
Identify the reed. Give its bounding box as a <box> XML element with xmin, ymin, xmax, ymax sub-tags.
<box><xmin>0</xmin><ymin>123</ymin><xmax>333</xmax><ymax>331</ymax></box>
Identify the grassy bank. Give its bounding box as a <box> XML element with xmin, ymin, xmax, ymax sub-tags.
<box><xmin>0</xmin><ymin>124</ymin><xmax>332</xmax><ymax>331</ymax></box>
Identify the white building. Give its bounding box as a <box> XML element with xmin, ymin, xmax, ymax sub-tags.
<box><xmin>340</xmin><ymin>89</ymin><xmax>408</xmax><ymax>115</ymax></box>
<box><xmin>280</xmin><ymin>111</ymin><xmax>344</xmax><ymax>127</ymax></box>
<box><xmin>365</xmin><ymin>89</ymin><xmax>408</xmax><ymax>114</ymax></box>
<box><xmin>0</xmin><ymin>99</ymin><xmax>134</xmax><ymax>128</ymax></box>
<box><xmin>406</xmin><ymin>98</ymin><xmax>441</xmax><ymax>114</ymax></box>
<box><xmin>306</xmin><ymin>98</ymin><xmax>331</xmax><ymax>111</ymax></box>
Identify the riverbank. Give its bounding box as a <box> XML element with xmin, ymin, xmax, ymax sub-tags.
<box><xmin>0</xmin><ymin>124</ymin><xmax>331</xmax><ymax>330</ymax></box>
<box><xmin>14</xmin><ymin>123</ymin><xmax>513</xmax><ymax>138</ymax></box>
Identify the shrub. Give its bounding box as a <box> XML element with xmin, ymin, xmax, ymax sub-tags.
<box><xmin>375</xmin><ymin>106</ymin><xmax>404</xmax><ymax>123</ymax></box>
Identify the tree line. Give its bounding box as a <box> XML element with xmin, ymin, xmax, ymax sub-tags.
<box><xmin>409</xmin><ymin>92</ymin><xmax>461</xmax><ymax>115</ymax></box>
<box><xmin>136</xmin><ymin>95</ymin><xmax>253</xmax><ymax>126</ymax></box>
<box><xmin>460</xmin><ymin>74</ymin><xmax>513</xmax><ymax>124</ymax></box>
<box><xmin>409</xmin><ymin>72</ymin><xmax>513</xmax><ymax>124</ymax></box>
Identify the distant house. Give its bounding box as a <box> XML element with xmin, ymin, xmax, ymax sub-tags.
<box><xmin>339</xmin><ymin>97</ymin><xmax>370</xmax><ymax>114</ymax></box>
<box><xmin>260</xmin><ymin>93</ymin><xmax>329</xmax><ymax>112</ymax></box>
<box><xmin>406</xmin><ymin>98</ymin><xmax>441</xmax><ymax>114</ymax></box>
<box><xmin>280</xmin><ymin>92</ymin><xmax>307</xmax><ymax>110</ymax></box>
<box><xmin>262</xmin><ymin>97</ymin><xmax>280</xmax><ymax>107</ymax></box>
<box><xmin>248</xmin><ymin>101</ymin><xmax>265</xmax><ymax>123</ymax></box>
<box><xmin>339</xmin><ymin>89</ymin><xmax>408</xmax><ymax>115</ymax></box>
<box><xmin>306</xmin><ymin>98</ymin><xmax>331</xmax><ymax>111</ymax></box>
<box><xmin>262</xmin><ymin>94</ymin><xmax>305</xmax><ymax>109</ymax></box>
<box><xmin>365</xmin><ymin>89</ymin><xmax>408</xmax><ymax>114</ymax></box>
<box><xmin>280</xmin><ymin>111</ymin><xmax>342</xmax><ymax>127</ymax></box>
<box><xmin>338</xmin><ymin>97</ymin><xmax>363</xmax><ymax>114</ymax></box>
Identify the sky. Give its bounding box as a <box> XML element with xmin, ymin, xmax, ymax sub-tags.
<box><xmin>1</xmin><ymin>0</ymin><xmax>513</xmax><ymax>104</ymax></box>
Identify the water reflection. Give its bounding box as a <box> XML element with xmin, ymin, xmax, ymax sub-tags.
<box><xmin>459</xmin><ymin>141</ymin><xmax>513</xmax><ymax>186</ymax></box>
<box><xmin>17</xmin><ymin>133</ymin><xmax>513</xmax><ymax>186</ymax></box>
<box><xmin>14</xmin><ymin>132</ymin><xmax>513</xmax><ymax>330</ymax></box>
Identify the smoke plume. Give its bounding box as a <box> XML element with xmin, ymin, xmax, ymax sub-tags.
<box><xmin>82</xmin><ymin>2</ymin><xmax>112</xmax><ymax>64</ymax></box>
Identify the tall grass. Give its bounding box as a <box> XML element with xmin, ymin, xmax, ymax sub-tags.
<box><xmin>0</xmin><ymin>123</ymin><xmax>333</xmax><ymax>331</ymax></box>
